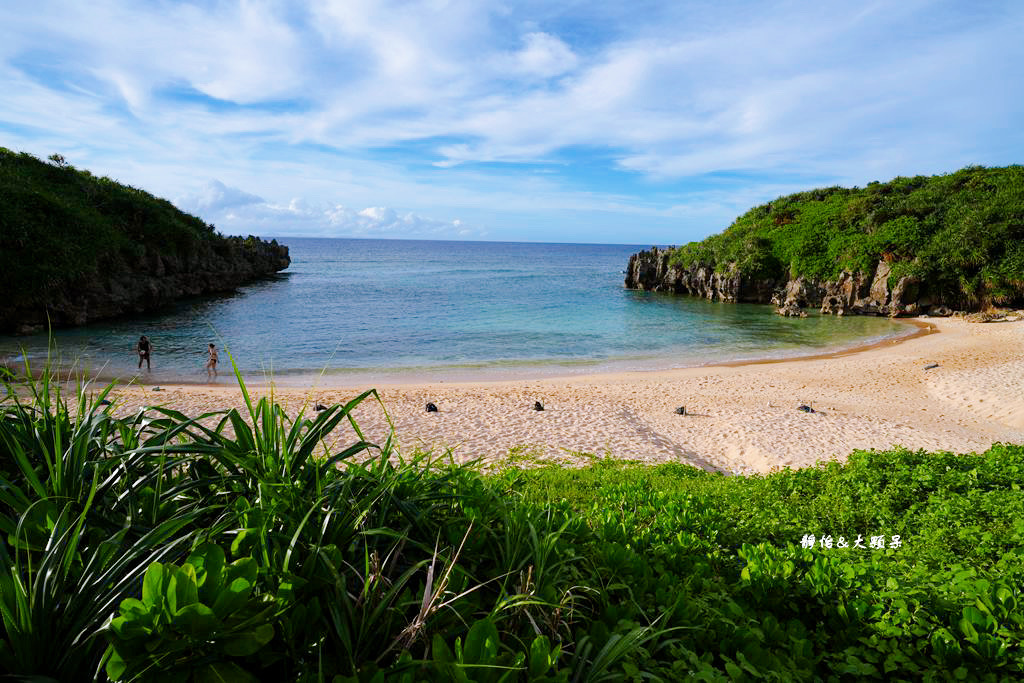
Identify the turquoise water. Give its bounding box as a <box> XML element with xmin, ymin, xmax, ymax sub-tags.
<box><xmin>0</xmin><ymin>238</ymin><xmax>912</xmax><ymax>384</ymax></box>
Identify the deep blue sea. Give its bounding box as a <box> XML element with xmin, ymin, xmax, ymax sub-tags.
<box><xmin>1</xmin><ymin>238</ymin><xmax>912</xmax><ymax>384</ymax></box>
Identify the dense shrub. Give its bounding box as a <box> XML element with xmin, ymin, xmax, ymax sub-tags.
<box><xmin>670</xmin><ymin>166</ymin><xmax>1024</xmax><ymax>308</ymax></box>
<box><xmin>1</xmin><ymin>364</ymin><xmax>1022</xmax><ymax>680</ymax></box>
<box><xmin>0</xmin><ymin>148</ymin><xmax>218</xmax><ymax>304</ymax></box>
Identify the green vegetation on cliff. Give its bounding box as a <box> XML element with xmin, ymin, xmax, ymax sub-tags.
<box><xmin>0</xmin><ymin>148</ymin><xmax>288</xmax><ymax>331</ymax></box>
<box><xmin>0</xmin><ymin>148</ymin><xmax>220</xmax><ymax>295</ymax></box>
<box><xmin>671</xmin><ymin>166</ymin><xmax>1024</xmax><ymax>307</ymax></box>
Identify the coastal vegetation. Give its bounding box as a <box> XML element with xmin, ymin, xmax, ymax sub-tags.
<box><xmin>1</xmin><ymin>147</ymin><xmax>215</xmax><ymax>294</ymax></box>
<box><xmin>2</xmin><ymin>364</ymin><xmax>1023</xmax><ymax>681</ymax></box>
<box><xmin>0</xmin><ymin>148</ymin><xmax>289</xmax><ymax>333</ymax></box>
<box><xmin>668</xmin><ymin>165</ymin><xmax>1024</xmax><ymax>310</ymax></box>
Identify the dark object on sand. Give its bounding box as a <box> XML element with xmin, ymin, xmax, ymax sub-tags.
<box><xmin>152</xmin><ymin>387</ymin><xmax>163</xmax><ymax>392</ymax></box>
<box><xmin>98</xmin><ymin>399</ymin><xmax>111</xmax><ymax>406</ymax></box>
<box><xmin>314</xmin><ymin>403</ymin><xmax>327</xmax><ymax>411</ymax></box>
<box><xmin>675</xmin><ymin>406</ymin><xmax>687</xmax><ymax>415</ymax></box>
<box><xmin>534</xmin><ymin>401</ymin><xmax>544</xmax><ymax>411</ymax></box>
<box><xmin>798</xmin><ymin>404</ymin><xmax>815</xmax><ymax>413</ymax></box>
<box><xmin>924</xmin><ymin>363</ymin><xmax>940</xmax><ymax>370</ymax></box>
<box><xmin>426</xmin><ymin>402</ymin><xmax>438</xmax><ymax>412</ymax></box>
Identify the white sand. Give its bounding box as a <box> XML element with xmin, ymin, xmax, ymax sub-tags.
<box><xmin>104</xmin><ymin>317</ymin><xmax>1024</xmax><ymax>474</ymax></box>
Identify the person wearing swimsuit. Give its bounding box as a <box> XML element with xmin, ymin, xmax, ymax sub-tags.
<box><xmin>206</xmin><ymin>343</ymin><xmax>218</xmax><ymax>380</ymax></box>
<box><xmin>136</xmin><ymin>335</ymin><xmax>152</xmax><ymax>370</ymax></box>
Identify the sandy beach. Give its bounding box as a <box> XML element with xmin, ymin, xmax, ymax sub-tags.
<box><xmin>101</xmin><ymin>317</ymin><xmax>1024</xmax><ymax>474</ymax></box>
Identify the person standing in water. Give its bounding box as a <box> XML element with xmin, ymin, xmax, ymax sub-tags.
<box><xmin>136</xmin><ymin>335</ymin><xmax>152</xmax><ymax>371</ymax></box>
<box><xmin>206</xmin><ymin>343</ymin><xmax>218</xmax><ymax>380</ymax></box>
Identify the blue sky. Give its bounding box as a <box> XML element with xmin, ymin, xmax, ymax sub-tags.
<box><xmin>1</xmin><ymin>0</ymin><xmax>1022</xmax><ymax>244</ymax></box>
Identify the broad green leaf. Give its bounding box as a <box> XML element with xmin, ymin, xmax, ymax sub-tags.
<box><xmin>212</xmin><ymin>577</ymin><xmax>252</xmax><ymax>618</ymax></box>
<box><xmin>230</xmin><ymin>529</ymin><xmax>252</xmax><ymax>556</ymax></box>
<box><xmin>737</xmin><ymin>652</ymin><xmax>761</xmax><ymax>677</ymax></box>
<box><xmin>222</xmin><ymin>623</ymin><xmax>274</xmax><ymax>657</ymax></box>
<box><xmin>104</xmin><ymin>645</ymin><xmax>128</xmax><ymax>681</ymax></box>
<box><xmin>173</xmin><ymin>603</ymin><xmax>222</xmax><ymax>638</ymax></box>
<box><xmin>189</xmin><ymin>543</ymin><xmax>226</xmax><ymax>603</ymax></box>
<box><xmin>118</xmin><ymin>597</ymin><xmax>150</xmax><ymax>620</ymax></box>
<box><xmin>226</xmin><ymin>557</ymin><xmax>257</xmax><ymax>585</ymax></box>
<box><xmin>168</xmin><ymin>565</ymin><xmax>199</xmax><ymax>614</ymax></box>
<box><xmin>110</xmin><ymin>614</ymin><xmax>151</xmax><ymax>640</ymax></box>
<box><xmin>463</xmin><ymin>618</ymin><xmax>499</xmax><ymax>665</ymax></box>
<box><xmin>142</xmin><ymin>563</ymin><xmax>165</xmax><ymax>609</ymax></box>
<box><xmin>529</xmin><ymin>635</ymin><xmax>552</xmax><ymax>677</ymax></box>
<box><xmin>958</xmin><ymin>616</ymin><xmax>979</xmax><ymax>644</ymax></box>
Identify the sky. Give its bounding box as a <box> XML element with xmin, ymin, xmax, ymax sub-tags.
<box><xmin>1</xmin><ymin>0</ymin><xmax>1022</xmax><ymax>245</ymax></box>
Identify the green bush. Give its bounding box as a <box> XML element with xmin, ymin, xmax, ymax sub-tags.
<box><xmin>668</xmin><ymin>166</ymin><xmax>1024</xmax><ymax>308</ymax></box>
<box><xmin>0</xmin><ymin>148</ymin><xmax>217</xmax><ymax>304</ymax></box>
<box><xmin>1</xmin><ymin>362</ymin><xmax>1023</xmax><ymax>680</ymax></box>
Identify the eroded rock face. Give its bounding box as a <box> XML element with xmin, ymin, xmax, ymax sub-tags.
<box><xmin>777</xmin><ymin>300</ymin><xmax>808</xmax><ymax>317</ymax></box>
<box><xmin>1</xmin><ymin>236</ymin><xmax>290</xmax><ymax>333</ymax></box>
<box><xmin>820</xmin><ymin>295</ymin><xmax>846</xmax><ymax>316</ymax></box>
<box><xmin>625</xmin><ymin>248</ymin><xmax>768</xmax><ymax>303</ymax></box>
<box><xmin>868</xmin><ymin>261</ymin><xmax>892</xmax><ymax>303</ymax></box>
<box><xmin>625</xmin><ymin>249</ymin><xmax>958</xmax><ymax>318</ymax></box>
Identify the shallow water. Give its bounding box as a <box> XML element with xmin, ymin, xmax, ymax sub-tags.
<box><xmin>0</xmin><ymin>238</ymin><xmax>912</xmax><ymax>384</ymax></box>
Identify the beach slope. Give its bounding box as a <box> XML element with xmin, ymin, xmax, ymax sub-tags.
<box><xmin>107</xmin><ymin>318</ymin><xmax>1024</xmax><ymax>473</ymax></box>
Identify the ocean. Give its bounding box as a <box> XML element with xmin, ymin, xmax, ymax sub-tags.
<box><xmin>0</xmin><ymin>238</ymin><xmax>912</xmax><ymax>384</ymax></box>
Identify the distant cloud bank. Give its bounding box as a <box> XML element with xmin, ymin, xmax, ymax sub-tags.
<box><xmin>179</xmin><ymin>180</ymin><xmax>480</xmax><ymax>239</ymax></box>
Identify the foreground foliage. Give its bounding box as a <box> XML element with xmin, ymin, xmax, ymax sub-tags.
<box><xmin>1</xmin><ymin>368</ymin><xmax>1023</xmax><ymax>680</ymax></box>
<box><xmin>669</xmin><ymin>165</ymin><xmax>1024</xmax><ymax>309</ymax></box>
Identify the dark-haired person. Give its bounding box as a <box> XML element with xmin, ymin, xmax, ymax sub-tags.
<box><xmin>206</xmin><ymin>343</ymin><xmax>218</xmax><ymax>380</ymax></box>
<box><xmin>136</xmin><ymin>335</ymin><xmax>152</xmax><ymax>371</ymax></box>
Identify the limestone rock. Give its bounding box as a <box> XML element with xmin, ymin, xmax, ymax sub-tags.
<box><xmin>624</xmin><ymin>248</ymin><xmax>754</xmax><ymax>302</ymax></box>
<box><xmin>868</xmin><ymin>260</ymin><xmax>892</xmax><ymax>303</ymax></box>
<box><xmin>624</xmin><ymin>248</ymin><xmax>982</xmax><ymax>319</ymax></box>
<box><xmin>1</xmin><ymin>237</ymin><xmax>290</xmax><ymax>333</ymax></box>
<box><xmin>820</xmin><ymin>295</ymin><xmax>846</xmax><ymax>316</ymax></box>
<box><xmin>777</xmin><ymin>300</ymin><xmax>807</xmax><ymax>317</ymax></box>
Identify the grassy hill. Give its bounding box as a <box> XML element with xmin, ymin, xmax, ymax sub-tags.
<box><xmin>0</xmin><ymin>148</ymin><xmax>288</xmax><ymax>332</ymax></box>
<box><xmin>670</xmin><ymin>166</ymin><xmax>1024</xmax><ymax>309</ymax></box>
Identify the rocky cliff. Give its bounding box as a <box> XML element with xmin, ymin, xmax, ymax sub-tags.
<box><xmin>625</xmin><ymin>247</ymin><xmax>950</xmax><ymax>318</ymax></box>
<box><xmin>1</xmin><ymin>236</ymin><xmax>290</xmax><ymax>334</ymax></box>
<box><xmin>0</xmin><ymin>148</ymin><xmax>293</xmax><ymax>334</ymax></box>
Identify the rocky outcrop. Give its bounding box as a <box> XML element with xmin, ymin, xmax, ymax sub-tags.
<box><xmin>777</xmin><ymin>300</ymin><xmax>808</xmax><ymax>318</ymax></box>
<box><xmin>772</xmin><ymin>262</ymin><xmax>922</xmax><ymax>317</ymax></box>
<box><xmin>625</xmin><ymin>248</ymin><xmax>949</xmax><ymax>318</ymax></box>
<box><xmin>1</xmin><ymin>236</ymin><xmax>290</xmax><ymax>334</ymax></box>
<box><xmin>624</xmin><ymin>248</ymin><xmax>776</xmax><ymax>303</ymax></box>
<box><xmin>963</xmin><ymin>310</ymin><xmax>1024</xmax><ymax>323</ymax></box>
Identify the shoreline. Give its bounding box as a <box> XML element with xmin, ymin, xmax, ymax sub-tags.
<box><xmin>91</xmin><ymin>317</ymin><xmax>1024</xmax><ymax>475</ymax></box>
<box><xmin>716</xmin><ymin>318</ymin><xmax>932</xmax><ymax>369</ymax></box>
<box><xmin>29</xmin><ymin>317</ymin><xmax>925</xmax><ymax>389</ymax></box>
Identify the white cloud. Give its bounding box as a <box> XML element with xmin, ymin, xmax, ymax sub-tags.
<box><xmin>1</xmin><ymin>0</ymin><xmax>1021</xmax><ymax>244</ymax></box>
<box><xmin>181</xmin><ymin>180</ymin><xmax>264</xmax><ymax>215</ymax></box>
<box><xmin>512</xmin><ymin>32</ymin><xmax>578</xmax><ymax>78</ymax></box>
<box><xmin>177</xmin><ymin>180</ymin><xmax>482</xmax><ymax>239</ymax></box>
